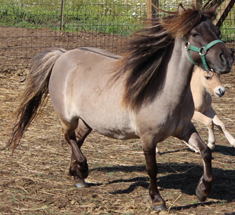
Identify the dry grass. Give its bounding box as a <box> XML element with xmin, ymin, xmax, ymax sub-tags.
<box><xmin>0</xmin><ymin>65</ymin><xmax>235</xmax><ymax>214</ymax></box>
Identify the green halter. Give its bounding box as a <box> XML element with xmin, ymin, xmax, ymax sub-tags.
<box><xmin>184</xmin><ymin>36</ymin><xmax>224</xmax><ymax>73</ymax></box>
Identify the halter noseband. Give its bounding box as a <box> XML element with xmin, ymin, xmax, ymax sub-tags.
<box><xmin>184</xmin><ymin>36</ymin><xmax>224</xmax><ymax>77</ymax></box>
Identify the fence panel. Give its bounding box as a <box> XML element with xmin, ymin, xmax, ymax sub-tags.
<box><xmin>0</xmin><ymin>0</ymin><xmax>234</xmax><ymax>71</ymax></box>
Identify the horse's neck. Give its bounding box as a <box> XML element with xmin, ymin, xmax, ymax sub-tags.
<box><xmin>191</xmin><ymin>69</ymin><xmax>211</xmax><ymax>111</ymax></box>
<box><xmin>191</xmin><ymin>69</ymin><xmax>207</xmax><ymax>98</ymax></box>
<box><xmin>163</xmin><ymin>39</ymin><xmax>194</xmax><ymax>100</ymax></box>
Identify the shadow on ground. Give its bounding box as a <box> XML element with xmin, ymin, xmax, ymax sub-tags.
<box><xmin>90</xmin><ymin>162</ymin><xmax>235</xmax><ymax>203</ymax></box>
<box><xmin>213</xmin><ymin>145</ymin><xmax>235</xmax><ymax>156</ymax></box>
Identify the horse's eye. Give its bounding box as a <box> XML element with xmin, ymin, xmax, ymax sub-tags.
<box><xmin>192</xmin><ymin>33</ymin><xmax>199</xmax><ymax>37</ymax></box>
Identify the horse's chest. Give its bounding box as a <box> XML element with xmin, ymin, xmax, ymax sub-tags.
<box><xmin>170</xmin><ymin>104</ymin><xmax>194</xmax><ymax>129</ymax></box>
<box><xmin>137</xmin><ymin>98</ymin><xmax>194</xmax><ymax>138</ymax></box>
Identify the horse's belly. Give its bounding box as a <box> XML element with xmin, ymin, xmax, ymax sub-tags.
<box><xmin>93</xmin><ymin>123</ymin><xmax>138</xmax><ymax>140</ymax></box>
<box><xmin>76</xmin><ymin>101</ymin><xmax>138</xmax><ymax>140</ymax></box>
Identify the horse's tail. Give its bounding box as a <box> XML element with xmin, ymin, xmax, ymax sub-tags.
<box><xmin>8</xmin><ymin>48</ymin><xmax>67</xmax><ymax>154</ymax></box>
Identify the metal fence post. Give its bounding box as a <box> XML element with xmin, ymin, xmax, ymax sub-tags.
<box><xmin>60</xmin><ymin>0</ymin><xmax>65</xmax><ymax>31</ymax></box>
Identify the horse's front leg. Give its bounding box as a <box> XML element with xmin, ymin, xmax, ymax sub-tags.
<box><xmin>205</xmin><ymin>106</ymin><xmax>235</xmax><ymax>147</ymax></box>
<box><xmin>192</xmin><ymin>110</ymin><xmax>216</xmax><ymax>150</ymax></box>
<box><xmin>213</xmin><ymin>114</ymin><xmax>235</xmax><ymax>147</ymax></box>
<box><xmin>141</xmin><ymin>136</ymin><xmax>167</xmax><ymax>211</ymax></box>
<box><xmin>204</xmin><ymin>106</ymin><xmax>235</xmax><ymax>147</ymax></box>
<box><xmin>177</xmin><ymin>122</ymin><xmax>213</xmax><ymax>201</ymax></box>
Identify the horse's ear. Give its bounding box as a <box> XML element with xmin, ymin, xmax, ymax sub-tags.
<box><xmin>205</xmin><ymin>4</ymin><xmax>218</xmax><ymax>20</ymax></box>
<box><xmin>178</xmin><ymin>3</ymin><xmax>186</xmax><ymax>14</ymax></box>
<box><xmin>210</xmin><ymin>4</ymin><xmax>218</xmax><ymax>13</ymax></box>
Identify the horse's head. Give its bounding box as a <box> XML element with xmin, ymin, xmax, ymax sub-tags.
<box><xmin>201</xmin><ymin>69</ymin><xmax>225</xmax><ymax>97</ymax></box>
<box><xmin>180</xmin><ymin>4</ymin><xmax>234</xmax><ymax>74</ymax></box>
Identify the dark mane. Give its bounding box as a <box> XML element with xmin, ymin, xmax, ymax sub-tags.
<box><xmin>115</xmin><ymin>5</ymin><xmax>216</xmax><ymax>109</ymax></box>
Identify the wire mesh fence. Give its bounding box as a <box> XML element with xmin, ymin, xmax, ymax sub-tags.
<box><xmin>0</xmin><ymin>0</ymin><xmax>234</xmax><ymax>71</ymax></box>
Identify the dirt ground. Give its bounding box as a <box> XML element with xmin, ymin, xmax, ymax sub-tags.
<box><xmin>0</xmin><ymin>27</ymin><xmax>235</xmax><ymax>215</ymax></box>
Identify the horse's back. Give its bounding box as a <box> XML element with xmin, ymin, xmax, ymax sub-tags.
<box><xmin>49</xmin><ymin>47</ymin><xmax>121</xmax><ymax>94</ymax></box>
<box><xmin>51</xmin><ymin>47</ymin><xmax>120</xmax><ymax>75</ymax></box>
<box><xmin>78</xmin><ymin>47</ymin><xmax>121</xmax><ymax>60</ymax></box>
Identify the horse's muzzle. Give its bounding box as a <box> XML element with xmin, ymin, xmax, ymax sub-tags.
<box><xmin>214</xmin><ymin>86</ymin><xmax>225</xmax><ymax>98</ymax></box>
<box><xmin>217</xmin><ymin>50</ymin><xmax>234</xmax><ymax>74</ymax></box>
<box><xmin>214</xmin><ymin>61</ymin><xmax>234</xmax><ymax>74</ymax></box>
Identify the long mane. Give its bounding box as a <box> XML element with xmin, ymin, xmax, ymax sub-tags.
<box><xmin>115</xmin><ymin>5</ymin><xmax>216</xmax><ymax>109</ymax></box>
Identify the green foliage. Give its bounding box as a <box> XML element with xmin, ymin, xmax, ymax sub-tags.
<box><xmin>0</xmin><ymin>0</ymin><xmax>234</xmax><ymax>40</ymax></box>
<box><xmin>0</xmin><ymin>0</ymin><xmax>146</xmax><ymax>36</ymax></box>
<box><xmin>0</xmin><ymin>1</ymin><xmax>59</xmax><ymax>28</ymax></box>
<box><xmin>220</xmin><ymin>14</ymin><xmax>235</xmax><ymax>42</ymax></box>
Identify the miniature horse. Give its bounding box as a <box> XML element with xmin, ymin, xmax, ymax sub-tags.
<box><xmin>8</xmin><ymin>5</ymin><xmax>234</xmax><ymax>211</ymax></box>
<box><xmin>191</xmin><ymin>66</ymin><xmax>235</xmax><ymax>151</ymax></box>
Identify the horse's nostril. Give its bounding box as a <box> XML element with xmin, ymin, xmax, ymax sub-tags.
<box><xmin>219</xmin><ymin>88</ymin><xmax>225</xmax><ymax>96</ymax></box>
<box><xmin>220</xmin><ymin>52</ymin><xmax>226</xmax><ymax>65</ymax></box>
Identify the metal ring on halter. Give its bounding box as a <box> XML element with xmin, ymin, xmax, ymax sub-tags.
<box><xmin>185</xmin><ymin>41</ymin><xmax>190</xmax><ymax>49</ymax></box>
<box><xmin>199</xmin><ymin>47</ymin><xmax>207</xmax><ymax>56</ymax></box>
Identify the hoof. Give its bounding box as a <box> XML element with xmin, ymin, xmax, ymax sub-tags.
<box><xmin>196</xmin><ymin>186</ymin><xmax>207</xmax><ymax>202</ymax></box>
<box><xmin>76</xmin><ymin>168</ymin><xmax>89</xmax><ymax>179</ymax></box>
<box><xmin>153</xmin><ymin>203</ymin><xmax>167</xmax><ymax>212</ymax></box>
<box><xmin>74</xmin><ymin>179</ymin><xmax>89</xmax><ymax>188</ymax></box>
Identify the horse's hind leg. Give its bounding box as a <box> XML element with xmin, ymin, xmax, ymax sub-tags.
<box><xmin>62</xmin><ymin>118</ymin><xmax>91</xmax><ymax>188</ymax></box>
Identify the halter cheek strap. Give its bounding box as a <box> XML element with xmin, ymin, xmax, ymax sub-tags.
<box><xmin>184</xmin><ymin>36</ymin><xmax>224</xmax><ymax>74</ymax></box>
